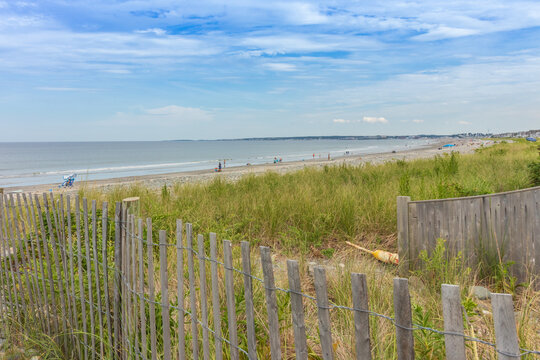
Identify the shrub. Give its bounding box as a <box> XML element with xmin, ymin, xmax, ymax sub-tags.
<box><xmin>527</xmin><ymin>160</ymin><xmax>540</xmax><ymax>186</ymax></box>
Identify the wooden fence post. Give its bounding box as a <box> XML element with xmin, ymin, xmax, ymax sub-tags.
<box><xmin>224</xmin><ymin>240</ymin><xmax>239</xmax><ymax>360</ymax></box>
<box><xmin>314</xmin><ymin>266</ymin><xmax>334</xmax><ymax>360</ymax></box>
<box><xmin>397</xmin><ymin>196</ymin><xmax>411</xmax><ymax>277</ymax></box>
<box><xmin>491</xmin><ymin>293</ymin><xmax>520</xmax><ymax>360</ymax></box>
<box><xmin>441</xmin><ymin>284</ymin><xmax>466</xmax><ymax>360</ymax></box>
<box><xmin>113</xmin><ymin>201</ymin><xmax>123</xmax><ymax>358</ymax></box>
<box><xmin>351</xmin><ymin>273</ymin><xmax>371</xmax><ymax>360</ymax></box>
<box><xmin>260</xmin><ymin>246</ymin><xmax>282</xmax><ymax>360</ymax></box>
<box><xmin>287</xmin><ymin>260</ymin><xmax>308</xmax><ymax>360</ymax></box>
<box><xmin>209</xmin><ymin>233</ymin><xmax>223</xmax><ymax>360</ymax></box>
<box><xmin>159</xmin><ymin>230</ymin><xmax>172</xmax><ymax>360</ymax></box>
<box><xmin>393</xmin><ymin>278</ymin><xmax>415</xmax><ymax>360</ymax></box>
<box><xmin>186</xmin><ymin>223</ymin><xmax>200</xmax><ymax>359</ymax></box>
<box><xmin>241</xmin><ymin>241</ymin><xmax>258</xmax><ymax>360</ymax></box>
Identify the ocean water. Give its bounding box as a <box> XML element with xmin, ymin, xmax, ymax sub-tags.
<box><xmin>0</xmin><ymin>139</ymin><xmax>434</xmax><ymax>187</ymax></box>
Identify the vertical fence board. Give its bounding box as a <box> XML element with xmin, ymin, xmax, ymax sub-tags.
<box><xmin>393</xmin><ymin>278</ymin><xmax>414</xmax><ymax>360</ymax></box>
<box><xmin>224</xmin><ymin>240</ymin><xmax>239</xmax><ymax>360</ymax></box>
<box><xmin>92</xmin><ymin>200</ymin><xmax>105</xmax><ymax>358</ymax></box>
<box><xmin>113</xmin><ymin>202</ymin><xmax>122</xmax><ymax>358</ymax></box>
<box><xmin>314</xmin><ymin>266</ymin><xmax>334</xmax><ymax>360</ymax></box>
<box><xmin>397</xmin><ymin>196</ymin><xmax>410</xmax><ymax>277</ymax></box>
<box><xmin>260</xmin><ymin>246</ymin><xmax>281</xmax><ymax>360</ymax></box>
<box><xmin>74</xmin><ymin>196</ymin><xmax>89</xmax><ymax>360</ymax></box>
<box><xmin>198</xmin><ymin>234</ymin><xmax>211</xmax><ymax>360</ymax></box>
<box><xmin>209</xmin><ymin>232</ymin><xmax>223</xmax><ymax>360</ymax></box>
<box><xmin>102</xmin><ymin>202</ymin><xmax>114</xmax><ymax>359</ymax></box>
<box><xmin>351</xmin><ymin>273</ymin><xmax>371</xmax><ymax>360</ymax></box>
<box><xmin>65</xmin><ymin>196</ymin><xmax>81</xmax><ymax>356</ymax></box>
<box><xmin>146</xmin><ymin>218</ymin><xmax>158</xmax><ymax>360</ymax></box>
<box><xmin>14</xmin><ymin>194</ymin><xmax>38</xmax><ymax>322</ymax></box>
<box><xmin>186</xmin><ymin>223</ymin><xmax>200</xmax><ymax>359</ymax></box>
<box><xmin>81</xmin><ymin>198</ymin><xmax>96</xmax><ymax>359</ymax></box>
<box><xmin>286</xmin><ymin>260</ymin><xmax>308</xmax><ymax>360</ymax></box>
<box><xmin>6</xmin><ymin>195</ymin><xmax>28</xmax><ymax>320</ymax></box>
<box><xmin>176</xmin><ymin>220</ymin><xmax>185</xmax><ymax>360</ymax></box>
<box><xmin>491</xmin><ymin>293</ymin><xmax>520</xmax><ymax>360</ymax></box>
<box><xmin>121</xmin><ymin>206</ymin><xmax>128</xmax><ymax>359</ymax></box>
<box><xmin>241</xmin><ymin>241</ymin><xmax>257</xmax><ymax>360</ymax></box>
<box><xmin>159</xmin><ymin>230</ymin><xmax>172</xmax><ymax>360</ymax></box>
<box><xmin>0</xmin><ymin>197</ymin><xmax>16</xmax><ymax>324</ymax></box>
<box><xmin>441</xmin><ymin>285</ymin><xmax>466</xmax><ymax>360</ymax></box>
<box><xmin>138</xmin><ymin>219</ymin><xmax>147</xmax><ymax>360</ymax></box>
<box><xmin>131</xmin><ymin>215</ymin><xmax>139</xmax><ymax>358</ymax></box>
<box><xmin>43</xmin><ymin>194</ymin><xmax>70</xmax><ymax>345</ymax></box>
<box><xmin>22</xmin><ymin>193</ymin><xmax>46</xmax><ymax>332</ymax></box>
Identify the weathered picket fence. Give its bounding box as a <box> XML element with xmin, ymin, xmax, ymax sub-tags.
<box><xmin>0</xmin><ymin>193</ymin><xmax>538</xmax><ymax>359</ymax></box>
<box><xmin>397</xmin><ymin>186</ymin><xmax>540</xmax><ymax>282</ymax></box>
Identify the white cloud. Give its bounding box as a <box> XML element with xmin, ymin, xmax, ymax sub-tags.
<box><xmin>412</xmin><ymin>119</ymin><xmax>424</xmax><ymax>123</ymax></box>
<box><xmin>145</xmin><ymin>105</ymin><xmax>211</xmax><ymax>120</ymax></box>
<box><xmin>362</xmin><ymin>116</ymin><xmax>388</xmax><ymax>124</ymax></box>
<box><xmin>333</xmin><ymin>118</ymin><xmax>350</xmax><ymax>123</ymax></box>
<box><xmin>135</xmin><ymin>28</ymin><xmax>166</xmax><ymax>36</ymax></box>
<box><xmin>263</xmin><ymin>63</ymin><xmax>297</xmax><ymax>71</ymax></box>
<box><xmin>458</xmin><ymin>120</ymin><xmax>472</xmax><ymax>125</ymax></box>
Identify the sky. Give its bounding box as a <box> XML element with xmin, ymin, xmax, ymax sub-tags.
<box><xmin>1</xmin><ymin>0</ymin><xmax>540</xmax><ymax>141</ymax></box>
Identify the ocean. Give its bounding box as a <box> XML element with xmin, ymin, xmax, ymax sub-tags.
<box><xmin>0</xmin><ymin>139</ymin><xmax>435</xmax><ymax>188</ymax></box>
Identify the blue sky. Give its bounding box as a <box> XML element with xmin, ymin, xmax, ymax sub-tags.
<box><xmin>1</xmin><ymin>0</ymin><xmax>539</xmax><ymax>141</ymax></box>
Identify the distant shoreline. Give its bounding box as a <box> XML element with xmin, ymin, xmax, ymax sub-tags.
<box><xmin>3</xmin><ymin>138</ymin><xmax>492</xmax><ymax>195</ymax></box>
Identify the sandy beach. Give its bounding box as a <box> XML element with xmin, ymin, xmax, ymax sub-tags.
<box><xmin>5</xmin><ymin>138</ymin><xmax>493</xmax><ymax>194</ymax></box>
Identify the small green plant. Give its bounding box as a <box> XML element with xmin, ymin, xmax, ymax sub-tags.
<box><xmin>413</xmin><ymin>238</ymin><xmax>470</xmax><ymax>292</ymax></box>
<box><xmin>413</xmin><ymin>304</ymin><xmax>445</xmax><ymax>359</ymax></box>
<box><xmin>527</xmin><ymin>160</ymin><xmax>540</xmax><ymax>186</ymax></box>
<box><xmin>398</xmin><ymin>171</ymin><xmax>411</xmax><ymax>196</ymax></box>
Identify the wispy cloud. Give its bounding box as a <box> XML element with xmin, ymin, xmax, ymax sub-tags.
<box><xmin>263</xmin><ymin>63</ymin><xmax>296</xmax><ymax>71</ymax></box>
<box><xmin>362</xmin><ymin>116</ymin><xmax>388</xmax><ymax>124</ymax></box>
<box><xmin>333</xmin><ymin>118</ymin><xmax>350</xmax><ymax>123</ymax></box>
<box><xmin>458</xmin><ymin>120</ymin><xmax>472</xmax><ymax>125</ymax></box>
<box><xmin>412</xmin><ymin>119</ymin><xmax>424</xmax><ymax>123</ymax></box>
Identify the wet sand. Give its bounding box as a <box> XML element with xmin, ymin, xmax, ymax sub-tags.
<box><xmin>4</xmin><ymin>139</ymin><xmax>492</xmax><ymax>194</ymax></box>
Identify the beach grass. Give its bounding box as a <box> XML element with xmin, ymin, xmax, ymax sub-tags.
<box><xmin>3</xmin><ymin>139</ymin><xmax>539</xmax><ymax>359</ymax></box>
<box><xmin>81</xmin><ymin>139</ymin><xmax>537</xmax><ymax>256</ymax></box>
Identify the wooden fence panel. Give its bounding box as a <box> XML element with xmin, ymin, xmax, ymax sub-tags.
<box><xmin>399</xmin><ymin>186</ymin><xmax>540</xmax><ymax>283</ymax></box>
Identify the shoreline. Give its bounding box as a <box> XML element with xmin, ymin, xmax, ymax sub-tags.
<box><xmin>4</xmin><ymin>138</ymin><xmax>491</xmax><ymax>194</ymax></box>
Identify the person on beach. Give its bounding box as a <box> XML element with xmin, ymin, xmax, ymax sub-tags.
<box><xmin>218</xmin><ymin>162</ymin><xmax>222</xmax><ymax>171</ymax></box>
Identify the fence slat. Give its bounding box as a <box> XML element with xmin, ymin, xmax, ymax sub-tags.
<box><xmin>159</xmin><ymin>230</ymin><xmax>172</xmax><ymax>360</ymax></box>
<box><xmin>22</xmin><ymin>193</ymin><xmax>46</xmax><ymax>333</ymax></box>
<box><xmin>74</xmin><ymin>196</ymin><xmax>89</xmax><ymax>360</ymax></box>
<box><xmin>314</xmin><ymin>266</ymin><xmax>334</xmax><ymax>360</ymax></box>
<box><xmin>131</xmin><ymin>215</ymin><xmax>140</xmax><ymax>359</ymax></box>
<box><xmin>176</xmin><ymin>220</ymin><xmax>185</xmax><ymax>360</ymax></box>
<box><xmin>351</xmin><ymin>273</ymin><xmax>371</xmax><ymax>360</ymax></box>
<box><xmin>441</xmin><ymin>284</ymin><xmax>466</xmax><ymax>360</ymax></box>
<box><xmin>186</xmin><ymin>223</ymin><xmax>200</xmax><ymax>359</ymax></box>
<box><xmin>393</xmin><ymin>278</ymin><xmax>414</xmax><ymax>360</ymax></box>
<box><xmin>47</xmin><ymin>194</ymin><xmax>71</xmax><ymax>342</ymax></box>
<box><xmin>43</xmin><ymin>194</ymin><xmax>70</xmax><ymax>344</ymax></box>
<box><xmin>92</xmin><ymin>200</ymin><xmax>105</xmax><ymax>358</ymax></box>
<box><xmin>81</xmin><ymin>198</ymin><xmax>96</xmax><ymax>359</ymax></box>
<box><xmin>146</xmin><ymin>218</ymin><xmax>158</xmax><ymax>360</ymax></box>
<box><xmin>224</xmin><ymin>240</ymin><xmax>239</xmax><ymax>360</ymax></box>
<box><xmin>7</xmin><ymin>195</ymin><xmax>28</xmax><ymax>320</ymax></box>
<box><xmin>260</xmin><ymin>246</ymin><xmax>282</xmax><ymax>360</ymax></box>
<box><xmin>241</xmin><ymin>241</ymin><xmax>257</xmax><ymax>360</ymax></box>
<box><xmin>26</xmin><ymin>195</ymin><xmax>50</xmax><ymax>332</ymax></box>
<box><xmin>121</xmin><ymin>206</ymin><xmax>129</xmax><ymax>360</ymax></box>
<box><xmin>138</xmin><ymin>218</ymin><xmax>147</xmax><ymax>360</ymax></box>
<box><xmin>65</xmin><ymin>196</ymin><xmax>81</xmax><ymax>357</ymax></box>
<box><xmin>14</xmin><ymin>194</ymin><xmax>38</xmax><ymax>323</ymax></box>
<box><xmin>209</xmin><ymin>232</ymin><xmax>223</xmax><ymax>360</ymax></box>
<box><xmin>286</xmin><ymin>260</ymin><xmax>308</xmax><ymax>360</ymax></box>
<box><xmin>491</xmin><ymin>293</ymin><xmax>520</xmax><ymax>360</ymax></box>
<box><xmin>113</xmin><ymin>202</ymin><xmax>122</xmax><ymax>358</ymax></box>
<box><xmin>0</xmin><ymin>197</ymin><xmax>16</xmax><ymax>324</ymax></box>
<box><xmin>103</xmin><ymin>202</ymin><xmax>114</xmax><ymax>359</ymax></box>
<box><xmin>198</xmin><ymin>234</ymin><xmax>211</xmax><ymax>360</ymax></box>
